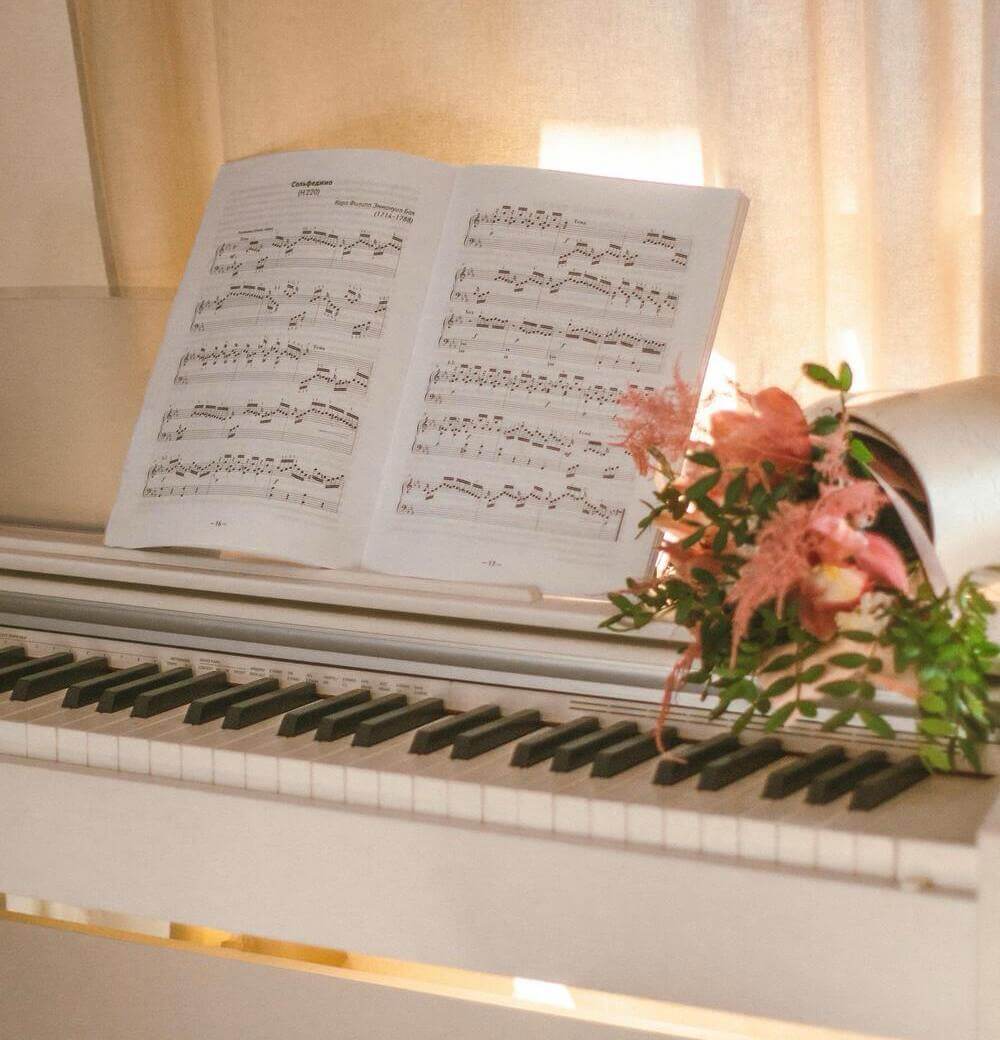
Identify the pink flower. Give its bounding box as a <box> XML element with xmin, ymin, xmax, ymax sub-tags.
<box><xmin>613</xmin><ymin>366</ymin><xmax>699</xmax><ymax>476</ymax></box>
<box><xmin>798</xmin><ymin>564</ymin><xmax>871</xmax><ymax>639</ymax></box>
<box><xmin>710</xmin><ymin>387</ymin><xmax>812</xmax><ymax>476</ymax></box>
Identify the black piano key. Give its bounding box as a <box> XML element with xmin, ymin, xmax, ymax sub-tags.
<box><xmin>510</xmin><ymin>716</ymin><xmax>600</xmax><ymax>767</ymax></box>
<box><xmin>223</xmin><ymin>682</ymin><xmax>319</xmax><ymax>730</ymax></box>
<box><xmin>653</xmin><ymin>733</ymin><xmax>741</xmax><ymax>786</ymax></box>
<box><xmin>409</xmin><ymin>704</ymin><xmax>502</xmax><ymax>755</ymax></box>
<box><xmin>63</xmin><ymin>663</ymin><xmax>160</xmax><ymax>708</ymax></box>
<box><xmin>353</xmin><ymin>698</ymin><xmax>447</xmax><ymax>747</ymax></box>
<box><xmin>0</xmin><ymin>646</ymin><xmax>27</xmax><ymax>667</ymax></box>
<box><xmin>132</xmin><ymin>670</ymin><xmax>229</xmax><ymax>718</ymax></box>
<box><xmin>184</xmin><ymin>677</ymin><xmax>280</xmax><ymax>725</ymax></box>
<box><xmin>806</xmin><ymin>750</ymin><xmax>889</xmax><ymax>805</ymax></box>
<box><xmin>278</xmin><ymin>688</ymin><xmax>372</xmax><ymax>737</ymax></box>
<box><xmin>451</xmin><ymin>710</ymin><xmax>543</xmax><ymax>760</ymax></box>
<box><xmin>850</xmin><ymin>755</ymin><xmax>929</xmax><ymax>811</ymax></box>
<box><xmin>315</xmin><ymin>694</ymin><xmax>408</xmax><ymax>742</ymax></box>
<box><xmin>763</xmin><ymin>744</ymin><xmax>847</xmax><ymax>799</ymax></box>
<box><xmin>698</xmin><ymin>738</ymin><xmax>785</xmax><ymax>790</ymax></box>
<box><xmin>591</xmin><ymin>727</ymin><xmax>681</xmax><ymax>779</ymax></box>
<box><xmin>12</xmin><ymin>656</ymin><xmax>110</xmax><ymax>702</ymax></box>
<box><xmin>550</xmin><ymin>721</ymin><xmax>639</xmax><ymax>773</ymax></box>
<box><xmin>0</xmin><ymin>653</ymin><xmax>73</xmax><ymax>693</ymax></box>
<box><xmin>98</xmin><ymin>667</ymin><xmax>193</xmax><ymax>713</ymax></box>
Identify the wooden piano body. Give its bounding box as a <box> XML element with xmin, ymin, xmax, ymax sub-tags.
<box><xmin>1</xmin><ymin>525</ymin><xmax>999</xmax><ymax>1039</ymax></box>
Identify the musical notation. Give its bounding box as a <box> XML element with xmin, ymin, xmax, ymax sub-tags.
<box><xmin>425</xmin><ymin>362</ymin><xmax>650</xmax><ymax>421</ymax></box>
<box><xmin>411</xmin><ymin>413</ymin><xmax>625</xmax><ymax>481</ymax></box>
<box><xmin>450</xmin><ymin>266</ymin><xmax>677</xmax><ymax>325</ymax></box>
<box><xmin>174</xmin><ymin>339</ymin><xmax>372</xmax><ymax>398</ymax></box>
<box><xmin>157</xmin><ymin>398</ymin><xmax>359</xmax><ymax>454</ymax></box>
<box><xmin>142</xmin><ymin>452</ymin><xmax>344</xmax><ymax>514</ymax></box>
<box><xmin>465</xmin><ymin>205</ymin><xmax>691</xmax><ymax>271</ymax></box>
<box><xmin>396</xmin><ymin>476</ymin><xmax>625</xmax><ymax>542</ymax></box>
<box><xmin>210</xmin><ymin>227</ymin><xmax>403</xmax><ymax>279</ymax></box>
<box><xmin>439</xmin><ymin>311</ymin><xmax>667</xmax><ymax>373</ymax></box>
<box><xmin>190</xmin><ymin>281</ymin><xmax>388</xmax><ymax>337</ymax></box>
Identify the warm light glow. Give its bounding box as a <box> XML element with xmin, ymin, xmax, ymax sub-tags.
<box><xmin>539</xmin><ymin>122</ymin><xmax>704</xmax><ymax>186</ymax></box>
<box><xmin>836</xmin><ymin>329</ymin><xmax>869</xmax><ymax>392</ymax></box>
<box><xmin>513</xmin><ymin>976</ymin><xmax>576</xmax><ymax>1009</ymax></box>
<box><xmin>693</xmin><ymin>351</ymin><xmax>738</xmax><ymax>439</ymax></box>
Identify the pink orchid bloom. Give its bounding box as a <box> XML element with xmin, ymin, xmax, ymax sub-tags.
<box><xmin>710</xmin><ymin>387</ymin><xmax>812</xmax><ymax>476</ymax></box>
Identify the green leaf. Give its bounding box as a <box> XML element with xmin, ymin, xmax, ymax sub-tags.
<box><xmin>723</xmin><ymin>471</ymin><xmax>746</xmax><ymax>507</ymax></box>
<box><xmin>811</xmin><ymin>413</ymin><xmax>840</xmax><ymax>436</ymax></box>
<box><xmin>680</xmin><ymin>526</ymin><xmax>706</xmax><ymax>549</ymax></box>
<box><xmin>828</xmin><ymin>652</ymin><xmax>868</xmax><ymax>669</ymax></box>
<box><xmin>798</xmin><ymin>663</ymin><xmax>827</xmax><ymax>683</ymax></box>
<box><xmin>687</xmin><ymin>450</ymin><xmax>720</xmax><ymax>469</ymax></box>
<box><xmin>732</xmin><ymin>705</ymin><xmax>756</xmax><ymax>735</ymax></box>
<box><xmin>841</xmin><ymin>630</ymin><xmax>876</xmax><ymax>643</ymax></box>
<box><xmin>918</xmin><ymin>717</ymin><xmax>956</xmax><ymax>737</ymax></box>
<box><xmin>797</xmin><ymin>700</ymin><xmax>818</xmax><ymax>718</ymax></box>
<box><xmin>685</xmin><ymin>472</ymin><xmax>721</xmax><ymax>501</ymax></box>
<box><xmin>860</xmin><ymin>710</ymin><xmax>894</xmax><ymax>739</ymax></box>
<box><xmin>848</xmin><ymin>437</ymin><xmax>874</xmax><ymax>466</ymax></box>
<box><xmin>821</xmin><ymin>708</ymin><xmax>854</xmax><ymax>731</ymax></box>
<box><xmin>765</xmin><ymin>675</ymin><xmax>797</xmax><ymax>697</ymax></box>
<box><xmin>764</xmin><ymin>703</ymin><xmax>796</xmax><ymax>731</ymax></box>
<box><xmin>761</xmin><ymin>653</ymin><xmax>798</xmax><ymax>674</ymax></box>
<box><xmin>866</xmin><ymin>657</ymin><xmax>884</xmax><ymax>673</ymax></box>
<box><xmin>838</xmin><ymin>361</ymin><xmax>853</xmax><ymax>392</ymax></box>
<box><xmin>918</xmin><ymin>692</ymin><xmax>946</xmax><ymax>714</ymax></box>
<box><xmin>817</xmin><ymin>679</ymin><xmax>860</xmax><ymax>697</ymax></box>
<box><xmin>607</xmin><ymin>593</ymin><xmax>635</xmax><ymax>614</ymax></box>
<box><xmin>802</xmin><ymin>362</ymin><xmax>841</xmax><ymax>390</ymax></box>
<box><xmin>920</xmin><ymin>745</ymin><xmax>950</xmax><ymax>772</ymax></box>
<box><xmin>711</xmin><ymin>525</ymin><xmax>729</xmax><ymax>554</ymax></box>
<box><xmin>691</xmin><ymin>567</ymin><xmax>717</xmax><ymax>587</ymax></box>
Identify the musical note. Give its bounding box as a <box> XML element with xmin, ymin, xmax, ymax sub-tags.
<box><xmin>157</xmin><ymin>398</ymin><xmax>360</xmax><ymax>454</ymax></box>
<box><xmin>396</xmin><ymin>476</ymin><xmax>625</xmax><ymax>542</ymax></box>
<box><xmin>190</xmin><ymin>281</ymin><xmax>389</xmax><ymax>336</ymax></box>
<box><xmin>142</xmin><ymin>452</ymin><xmax>344</xmax><ymax>514</ymax></box>
<box><xmin>210</xmin><ymin>227</ymin><xmax>403</xmax><ymax>279</ymax></box>
<box><xmin>449</xmin><ymin>266</ymin><xmax>677</xmax><ymax>325</ymax></box>
<box><xmin>411</xmin><ymin>413</ymin><xmax>626</xmax><ymax>480</ymax></box>
<box><xmin>439</xmin><ymin>312</ymin><xmax>667</xmax><ymax>373</ymax></box>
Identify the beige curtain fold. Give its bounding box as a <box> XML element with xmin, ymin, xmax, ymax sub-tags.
<box><xmin>70</xmin><ymin>0</ymin><xmax>997</xmax><ymax>393</ymax></box>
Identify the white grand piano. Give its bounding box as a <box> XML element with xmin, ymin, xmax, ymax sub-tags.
<box><xmin>1</xmin><ymin>521</ymin><xmax>998</xmax><ymax>1040</ymax></box>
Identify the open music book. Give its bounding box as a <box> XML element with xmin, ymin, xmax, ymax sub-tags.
<box><xmin>106</xmin><ymin>149</ymin><xmax>747</xmax><ymax>595</ymax></box>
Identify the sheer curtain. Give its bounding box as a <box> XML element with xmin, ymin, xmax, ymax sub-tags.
<box><xmin>70</xmin><ymin>0</ymin><xmax>998</xmax><ymax>397</ymax></box>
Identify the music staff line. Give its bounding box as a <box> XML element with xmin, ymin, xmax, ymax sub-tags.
<box><xmin>157</xmin><ymin>398</ymin><xmax>360</xmax><ymax>455</ymax></box>
<box><xmin>210</xmin><ymin>227</ymin><xmax>403</xmax><ymax>280</ymax></box>
<box><xmin>467</xmin><ymin>205</ymin><xmax>691</xmax><ymax>265</ymax></box>
<box><xmin>438</xmin><ymin>311</ymin><xmax>668</xmax><ymax>374</ymax></box>
<box><xmin>450</xmin><ymin>266</ymin><xmax>677</xmax><ymax>327</ymax></box>
<box><xmin>143</xmin><ymin>452</ymin><xmax>344</xmax><ymax>515</ymax></box>
<box><xmin>396</xmin><ymin>475</ymin><xmax>625</xmax><ymax>542</ymax></box>
<box><xmin>190</xmin><ymin>281</ymin><xmax>389</xmax><ymax>337</ymax></box>
<box><xmin>411</xmin><ymin>412</ymin><xmax>626</xmax><ymax>481</ymax></box>
<box><xmin>464</xmin><ymin>232</ymin><xmax>687</xmax><ymax>276</ymax></box>
<box><xmin>425</xmin><ymin>363</ymin><xmax>650</xmax><ymax>423</ymax></box>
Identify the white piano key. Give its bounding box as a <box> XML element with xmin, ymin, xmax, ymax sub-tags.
<box><xmin>312</xmin><ymin>761</ymin><xmax>346</xmax><ymax>803</ymax></box>
<box><xmin>738</xmin><ymin>818</ymin><xmax>778</xmax><ymax>862</ymax></box>
<box><xmin>897</xmin><ymin>838</ymin><xmax>977</xmax><ymax>891</ymax></box>
<box><xmin>625</xmin><ymin>803</ymin><xmax>663</xmax><ymax>846</ymax></box>
<box><xmin>0</xmin><ymin>719</ymin><xmax>27</xmax><ymax>756</ymax></box>
<box><xmin>517</xmin><ymin>789</ymin><xmax>554</xmax><ymax>832</ymax></box>
<box><xmin>553</xmin><ymin>794</ymin><xmax>588</xmax><ymax>837</ymax></box>
<box><xmin>412</xmin><ymin>776</ymin><xmax>447</xmax><ymax>815</ymax></box>
<box><xmin>816</xmin><ymin>829</ymin><xmax>856</xmax><ymax>873</ymax></box>
<box><xmin>118</xmin><ymin>736</ymin><xmax>151</xmax><ymax>774</ymax></box>
<box><xmin>378</xmin><ymin>771</ymin><xmax>413</xmax><ymax>812</ymax></box>
<box><xmin>856</xmin><ymin>834</ymin><xmax>896</xmax><ymax>879</ymax></box>
<box><xmin>0</xmin><ymin>699</ymin><xmax>66</xmax><ymax>757</ymax></box>
<box><xmin>701</xmin><ymin>813</ymin><xmax>740</xmax><ymax>857</ymax></box>
<box><xmin>150</xmin><ymin>739</ymin><xmax>182</xmax><ymax>779</ymax></box>
<box><xmin>664</xmin><ymin>808</ymin><xmax>700</xmax><ymax>851</ymax></box>
<box><xmin>57</xmin><ymin>725</ymin><xmax>89</xmax><ymax>765</ymax></box>
<box><xmin>213</xmin><ymin>748</ymin><xmax>246</xmax><ymax>789</ymax></box>
<box><xmin>482</xmin><ymin>783</ymin><xmax>518</xmax><ymax>826</ymax></box>
<box><xmin>245</xmin><ymin>752</ymin><xmax>279</xmax><ymax>793</ymax></box>
<box><xmin>25</xmin><ymin>721</ymin><xmax>58</xmax><ymax>761</ymax></box>
<box><xmin>590</xmin><ymin>797</ymin><xmax>627</xmax><ymax>843</ymax></box>
<box><xmin>447</xmin><ymin>780</ymin><xmax>482</xmax><ymax>821</ymax></box>
<box><xmin>180</xmin><ymin>743</ymin><xmax>215</xmax><ymax>785</ymax></box>
<box><xmin>279</xmin><ymin>756</ymin><xmax>312</xmax><ymax>798</ymax></box>
<box><xmin>777</xmin><ymin>822</ymin><xmax>817</xmax><ymax>867</ymax></box>
<box><xmin>86</xmin><ymin>731</ymin><xmax>118</xmax><ymax>770</ymax></box>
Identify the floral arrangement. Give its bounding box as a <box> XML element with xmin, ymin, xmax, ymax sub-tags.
<box><xmin>604</xmin><ymin>361</ymin><xmax>998</xmax><ymax>772</ymax></box>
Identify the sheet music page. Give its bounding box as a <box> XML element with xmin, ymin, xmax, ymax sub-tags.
<box><xmin>365</xmin><ymin>165</ymin><xmax>746</xmax><ymax>595</ymax></box>
<box><xmin>105</xmin><ymin>150</ymin><xmax>455</xmax><ymax>566</ymax></box>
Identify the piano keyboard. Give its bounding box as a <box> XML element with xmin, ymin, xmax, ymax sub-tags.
<box><xmin>0</xmin><ymin>632</ymin><xmax>994</xmax><ymax>895</ymax></box>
